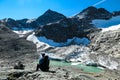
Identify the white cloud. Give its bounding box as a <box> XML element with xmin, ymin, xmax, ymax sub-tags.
<box><xmin>93</xmin><ymin>0</ymin><xmax>107</xmax><ymax>6</ymax></box>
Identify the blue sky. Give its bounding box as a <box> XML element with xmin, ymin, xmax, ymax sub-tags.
<box><xmin>0</xmin><ymin>0</ymin><xmax>120</xmax><ymax>19</ymax></box>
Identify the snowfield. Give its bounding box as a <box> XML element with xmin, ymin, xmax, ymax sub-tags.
<box><xmin>13</xmin><ymin>30</ymin><xmax>33</xmax><ymax>37</ymax></box>
<box><xmin>27</xmin><ymin>32</ymin><xmax>50</xmax><ymax>49</ymax></box>
<box><xmin>26</xmin><ymin>19</ymin><xmax>36</xmax><ymax>23</ymax></box>
<box><xmin>38</xmin><ymin>37</ymin><xmax>90</xmax><ymax>47</ymax></box>
<box><xmin>92</xmin><ymin>16</ymin><xmax>120</xmax><ymax>28</ymax></box>
<box><xmin>102</xmin><ymin>24</ymin><xmax>120</xmax><ymax>32</ymax></box>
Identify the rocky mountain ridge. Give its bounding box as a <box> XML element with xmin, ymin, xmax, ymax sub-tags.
<box><xmin>88</xmin><ymin>26</ymin><xmax>120</xmax><ymax>70</ymax></box>
<box><xmin>0</xmin><ymin>24</ymin><xmax>37</xmax><ymax>61</ymax></box>
<box><xmin>0</xmin><ymin>9</ymin><xmax>66</xmax><ymax>29</ymax></box>
<box><xmin>0</xmin><ymin>6</ymin><xmax>120</xmax><ymax>42</ymax></box>
<box><xmin>74</xmin><ymin>6</ymin><xmax>112</xmax><ymax>20</ymax></box>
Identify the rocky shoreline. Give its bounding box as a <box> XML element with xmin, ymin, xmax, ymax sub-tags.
<box><xmin>0</xmin><ymin>60</ymin><xmax>120</xmax><ymax>80</ymax></box>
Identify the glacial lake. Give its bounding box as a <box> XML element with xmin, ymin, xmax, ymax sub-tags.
<box><xmin>50</xmin><ymin>60</ymin><xmax>103</xmax><ymax>73</ymax></box>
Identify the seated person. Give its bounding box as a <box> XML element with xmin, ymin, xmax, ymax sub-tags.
<box><xmin>36</xmin><ymin>54</ymin><xmax>50</xmax><ymax>71</ymax></box>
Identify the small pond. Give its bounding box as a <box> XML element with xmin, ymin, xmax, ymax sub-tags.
<box><xmin>50</xmin><ymin>60</ymin><xmax>103</xmax><ymax>73</ymax></box>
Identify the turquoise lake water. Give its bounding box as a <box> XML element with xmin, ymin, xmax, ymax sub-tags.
<box><xmin>50</xmin><ymin>60</ymin><xmax>103</xmax><ymax>73</ymax></box>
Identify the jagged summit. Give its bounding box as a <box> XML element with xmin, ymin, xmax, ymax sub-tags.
<box><xmin>1</xmin><ymin>18</ymin><xmax>15</xmax><ymax>22</ymax></box>
<box><xmin>81</xmin><ymin>6</ymin><xmax>97</xmax><ymax>13</ymax></box>
<box><xmin>74</xmin><ymin>6</ymin><xmax>112</xmax><ymax>20</ymax></box>
<box><xmin>36</xmin><ymin>9</ymin><xmax>66</xmax><ymax>25</ymax></box>
<box><xmin>43</xmin><ymin>9</ymin><xmax>56</xmax><ymax>15</ymax></box>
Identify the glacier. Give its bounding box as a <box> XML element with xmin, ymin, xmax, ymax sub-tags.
<box><xmin>92</xmin><ymin>16</ymin><xmax>120</xmax><ymax>28</ymax></box>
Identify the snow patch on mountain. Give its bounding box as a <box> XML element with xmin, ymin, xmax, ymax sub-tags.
<box><xmin>13</xmin><ymin>30</ymin><xmax>33</xmax><ymax>37</ymax></box>
<box><xmin>102</xmin><ymin>24</ymin><xmax>120</xmax><ymax>32</ymax></box>
<box><xmin>37</xmin><ymin>37</ymin><xmax>90</xmax><ymax>47</ymax></box>
<box><xmin>4</xmin><ymin>18</ymin><xmax>9</xmax><ymax>22</ymax></box>
<box><xmin>75</xmin><ymin>14</ymin><xmax>85</xmax><ymax>19</ymax></box>
<box><xmin>92</xmin><ymin>16</ymin><xmax>120</xmax><ymax>28</ymax></box>
<box><xmin>26</xmin><ymin>32</ymin><xmax>50</xmax><ymax>49</ymax></box>
<box><xmin>26</xmin><ymin>19</ymin><xmax>36</xmax><ymax>23</ymax></box>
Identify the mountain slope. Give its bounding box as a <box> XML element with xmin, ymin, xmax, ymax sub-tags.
<box><xmin>88</xmin><ymin>24</ymin><xmax>120</xmax><ymax>70</ymax></box>
<box><xmin>36</xmin><ymin>9</ymin><xmax>66</xmax><ymax>25</ymax></box>
<box><xmin>74</xmin><ymin>6</ymin><xmax>112</xmax><ymax>20</ymax></box>
<box><xmin>0</xmin><ymin>24</ymin><xmax>37</xmax><ymax>60</ymax></box>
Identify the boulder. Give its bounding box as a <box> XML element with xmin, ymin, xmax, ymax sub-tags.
<box><xmin>14</xmin><ymin>61</ymin><xmax>25</xmax><ymax>70</ymax></box>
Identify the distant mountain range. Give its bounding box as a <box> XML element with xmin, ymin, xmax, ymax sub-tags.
<box><xmin>0</xmin><ymin>6</ymin><xmax>120</xmax><ymax>42</ymax></box>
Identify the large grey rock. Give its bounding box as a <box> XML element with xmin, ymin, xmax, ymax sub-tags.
<box><xmin>89</xmin><ymin>28</ymin><xmax>120</xmax><ymax>70</ymax></box>
<box><xmin>0</xmin><ymin>24</ymin><xmax>37</xmax><ymax>61</ymax></box>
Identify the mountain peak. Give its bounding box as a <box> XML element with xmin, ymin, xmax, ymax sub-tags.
<box><xmin>74</xmin><ymin>6</ymin><xmax>112</xmax><ymax>20</ymax></box>
<box><xmin>2</xmin><ymin>18</ymin><xmax>15</xmax><ymax>22</ymax></box>
<box><xmin>43</xmin><ymin>9</ymin><xmax>64</xmax><ymax>16</ymax></box>
<box><xmin>45</xmin><ymin>9</ymin><xmax>54</xmax><ymax>13</ymax></box>
<box><xmin>82</xmin><ymin>6</ymin><xmax>97</xmax><ymax>12</ymax></box>
<box><xmin>36</xmin><ymin>9</ymin><xmax>66</xmax><ymax>25</ymax></box>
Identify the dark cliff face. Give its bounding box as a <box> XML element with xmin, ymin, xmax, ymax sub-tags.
<box><xmin>0</xmin><ymin>24</ymin><xmax>37</xmax><ymax>59</ymax></box>
<box><xmin>36</xmin><ymin>9</ymin><xmax>66</xmax><ymax>25</ymax></box>
<box><xmin>35</xmin><ymin>18</ymin><xmax>98</xmax><ymax>42</ymax></box>
<box><xmin>0</xmin><ymin>18</ymin><xmax>19</xmax><ymax>29</ymax></box>
<box><xmin>112</xmin><ymin>11</ymin><xmax>120</xmax><ymax>16</ymax></box>
<box><xmin>35</xmin><ymin>18</ymin><xmax>78</xmax><ymax>42</ymax></box>
<box><xmin>74</xmin><ymin>6</ymin><xmax>112</xmax><ymax>20</ymax></box>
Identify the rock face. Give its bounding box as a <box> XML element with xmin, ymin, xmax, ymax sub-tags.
<box><xmin>0</xmin><ymin>18</ymin><xmax>19</xmax><ymax>29</ymax></box>
<box><xmin>0</xmin><ymin>24</ymin><xmax>37</xmax><ymax>60</ymax></box>
<box><xmin>36</xmin><ymin>9</ymin><xmax>66</xmax><ymax>25</ymax></box>
<box><xmin>35</xmin><ymin>18</ymin><xmax>93</xmax><ymax>42</ymax></box>
<box><xmin>74</xmin><ymin>6</ymin><xmax>112</xmax><ymax>20</ymax></box>
<box><xmin>35</xmin><ymin>17</ymin><xmax>99</xmax><ymax>42</ymax></box>
<box><xmin>89</xmin><ymin>28</ymin><xmax>120</xmax><ymax>70</ymax></box>
<box><xmin>112</xmin><ymin>11</ymin><xmax>120</xmax><ymax>16</ymax></box>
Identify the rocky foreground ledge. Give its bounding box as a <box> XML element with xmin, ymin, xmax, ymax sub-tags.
<box><xmin>0</xmin><ymin>62</ymin><xmax>120</xmax><ymax>80</ymax></box>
